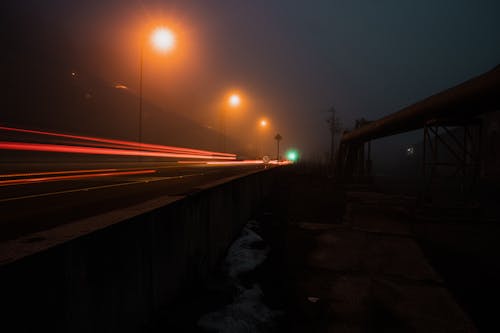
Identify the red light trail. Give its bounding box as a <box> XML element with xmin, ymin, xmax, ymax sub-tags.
<box><xmin>206</xmin><ymin>160</ymin><xmax>264</xmax><ymax>165</ymax></box>
<box><xmin>0</xmin><ymin>126</ymin><xmax>236</xmax><ymax>159</ymax></box>
<box><xmin>269</xmin><ymin>160</ymin><xmax>292</xmax><ymax>165</ymax></box>
<box><xmin>0</xmin><ymin>141</ymin><xmax>235</xmax><ymax>160</ymax></box>
<box><xmin>0</xmin><ymin>169</ymin><xmax>118</xmax><ymax>178</ymax></box>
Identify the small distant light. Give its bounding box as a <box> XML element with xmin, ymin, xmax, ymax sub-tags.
<box><xmin>406</xmin><ymin>146</ymin><xmax>415</xmax><ymax>156</ymax></box>
<box><xmin>114</xmin><ymin>84</ymin><xmax>128</xmax><ymax>90</ymax></box>
<box><xmin>260</xmin><ymin>119</ymin><xmax>268</xmax><ymax>127</ymax></box>
<box><xmin>71</xmin><ymin>71</ymin><xmax>77</xmax><ymax>77</ymax></box>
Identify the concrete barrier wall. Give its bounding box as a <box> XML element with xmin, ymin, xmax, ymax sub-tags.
<box><xmin>0</xmin><ymin>168</ymin><xmax>276</xmax><ymax>332</ymax></box>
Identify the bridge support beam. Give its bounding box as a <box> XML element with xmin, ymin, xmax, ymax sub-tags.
<box><xmin>422</xmin><ymin>118</ymin><xmax>482</xmax><ymax>206</ymax></box>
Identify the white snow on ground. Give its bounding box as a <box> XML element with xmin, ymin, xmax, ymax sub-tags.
<box><xmin>198</xmin><ymin>284</ymin><xmax>281</xmax><ymax>333</ymax></box>
<box><xmin>224</xmin><ymin>222</ymin><xmax>269</xmax><ymax>278</ymax></box>
<box><xmin>198</xmin><ymin>220</ymin><xmax>281</xmax><ymax>332</ymax></box>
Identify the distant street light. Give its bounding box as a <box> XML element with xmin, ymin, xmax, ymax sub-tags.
<box><xmin>258</xmin><ymin>118</ymin><xmax>268</xmax><ymax>157</ymax></box>
<box><xmin>229</xmin><ymin>94</ymin><xmax>241</xmax><ymax>108</ymax></box>
<box><xmin>274</xmin><ymin>133</ymin><xmax>282</xmax><ymax>162</ymax></box>
<box><xmin>221</xmin><ymin>93</ymin><xmax>241</xmax><ymax>151</ymax></box>
<box><xmin>138</xmin><ymin>26</ymin><xmax>176</xmax><ymax>144</ymax></box>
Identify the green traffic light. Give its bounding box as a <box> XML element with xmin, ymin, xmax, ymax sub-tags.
<box><xmin>286</xmin><ymin>149</ymin><xmax>299</xmax><ymax>162</ymax></box>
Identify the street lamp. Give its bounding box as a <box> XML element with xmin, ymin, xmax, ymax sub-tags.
<box><xmin>258</xmin><ymin>118</ymin><xmax>268</xmax><ymax>157</ymax></box>
<box><xmin>229</xmin><ymin>94</ymin><xmax>241</xmax><ymax>108</ymax></box>
<box><xmin>150</xmin><ymin>27</ymin><xmax>175</xmax><ymax>53</ymax></box>
<box><xmin>221</xmin><ymin>93</ymin><xmax>241</xmax><ymax>151</ymax></box>
<box><xmin>139</xmin><ymin>26</ymin><xmax>176</xmax><ymax>144</ymax></box>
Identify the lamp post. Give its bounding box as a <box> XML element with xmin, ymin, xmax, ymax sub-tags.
<box><xmin>138</xmin><ymin>41</ymin><xmax>144</xmax><ymax>145</ymax></box>
<box><xmin>222</xmin><ymin>93</ymin><xmax>241</xmax><ymax>151</ymax></box>
<box><xmin>259</xmin><ymin>118</ymin><xmax>268</xmax><ymax>157</ymax></box>
<box><xmin>138</xmin><ymin>27</ymin><xmax>175</xmax><ymax>144</ymax></box>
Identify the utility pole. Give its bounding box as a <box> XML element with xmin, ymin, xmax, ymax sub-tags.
<box><xmin>326</xmin><ymin>106</ymin><xmax>341</xmax><ymax>166</ymax></box>
<box><xmin>274</xmin><ymin>133</ymin><xmax>282</xmax><ymax>162</ymax></box>
<box><xmin>138</xmin><ymin>36</ymin><xmax>144</xmax><ymax>145</ymax></box>
<box><xmin>220</xmin><ymin>108</ymin><xmax>227</xmax><ymax>152</ymax></box>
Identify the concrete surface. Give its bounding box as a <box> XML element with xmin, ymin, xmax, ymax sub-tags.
<box><xmin>267</xmin><ymin>170</ymin><xmax>477</xmax><ymax>332</ymax></box>
<box><xmin>0</xmin><ymin>167</ymin><xmax>277</xmax><ymax>332</ymax></box>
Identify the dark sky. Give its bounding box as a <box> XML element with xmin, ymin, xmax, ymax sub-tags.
<box><xmin>3</xmin><ymin>0</ymin><xmax>500</xmax><ymax>159</ymax></box>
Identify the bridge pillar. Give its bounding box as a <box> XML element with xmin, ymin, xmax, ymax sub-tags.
<box><xmin>422</xmin><ymin>118</ymin><xmax>482</xmax><ymax>206</ymax></box>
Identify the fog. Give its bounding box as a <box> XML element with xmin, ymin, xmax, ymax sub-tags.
<box><xmin>2</xmin><ymin>0</ymin><xmax>500</xmax><ymax>161</ymax></box>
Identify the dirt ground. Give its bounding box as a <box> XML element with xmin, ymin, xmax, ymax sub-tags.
<box><xmin>157</xmin><ymin>165</ymin><xmax>500</xmax><ymax>332</ymax></box>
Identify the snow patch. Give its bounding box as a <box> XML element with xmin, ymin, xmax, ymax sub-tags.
<box><xmin>198</xmin><ymin>284</ymin><xmax>281</xmax><ymax>333</ymax></box>
<box><xmin>225</xmin><ymin>223</ymin><xmax>269</xmax><ymax>278</ymax></box>
<box><xmin>198</xmin><ymin>220</ymin><xmax>281</xmax><ymax>332</ymax></box>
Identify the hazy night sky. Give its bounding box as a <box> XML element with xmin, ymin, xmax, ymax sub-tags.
<box><xmin>2</xmin><ymin>0</ymin><xmax>500</xmax><ymax>160</ymax></box>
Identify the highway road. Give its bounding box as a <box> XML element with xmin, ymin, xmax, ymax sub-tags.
<box><xmin>0</xmin><ymin>161</ymin><xmax>270</xmax><ymax>242</ymax></box>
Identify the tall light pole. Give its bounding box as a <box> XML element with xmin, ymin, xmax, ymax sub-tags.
<box><xmin>138</xmin><ymin>41</ymin><xmax>144</xmax><ymax>145</ymax></box>
<box><xmin>138</xmin><ymin>26</ymin><xmax>175</xmax><ymax>144</ymax></box>
<box><xmin>222</xmin><ymin>93</ymin><xmax>241</xmax><ymax>152</ymax></box>
<box><xmin>259</xmin><ymin>118</ymin><xmax>268</xmax><ymax>157</ymax></box>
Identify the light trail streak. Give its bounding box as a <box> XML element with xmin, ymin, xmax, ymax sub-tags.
<box><xmin>206</xmin><ymin>160</ymin><xmax>264</xmax><ymax>165</ymax></box>
<box><xmin>269</xmin><ymin>160</ymin><xmax>292</xmax><ymax>165</ymax></box>
<box><xmin>0</xmin><ymin>169</ymin><xmax>157</xmax><ymax>187</ymax></box>
<box><xmin>0</xmin><ymin>169</ymin><xmax>118</xmax><ymax>179</ymax></box>
<box><xmin>0</xmin><ymin>142</ymin><xmax>236</xmax><ymax>160</ymax></box>
<box><xmin>0</xmin><ymin>126</ymin><xmax>235</xmax><ymax>159</ymax></box>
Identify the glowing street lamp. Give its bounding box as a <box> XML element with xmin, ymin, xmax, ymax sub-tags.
<box><xmin>258</xmin><ymin>118</ymin><xmax>269</xmax><ymax>157</ymax></box>
<box><xmin>150</xmin><ymin>27</ymin><xmax>175</xmax><ymax>53</ymax></box>
<box><xmin>221</xmin><ymin>93</ymin><xmax>242</xmax><ymax>151</ymax></box>
<box><xmin>228</xmin><ymin>94</ymin><xmax>241</xmax><ymax>108</ymax></box>
<box><xmin>138</xmin><ymin>26</ymin><xmax>176</xmax><ymax>144</ymax></box>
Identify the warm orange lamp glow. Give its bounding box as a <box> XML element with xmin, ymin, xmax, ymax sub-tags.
<box><xmin>150</xmin><ymin>27</ymin><xmax>175</xmax><ymax>53</ymax></box>
<box><xmin>228</xmin><ymin>94</ymin><xmax>241</xmax><ymax>107</ymax></box>
<box><xmin>260</xmin><ymin>119</ymin><xmax>268</xmax><ymax>127</ymax></box>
